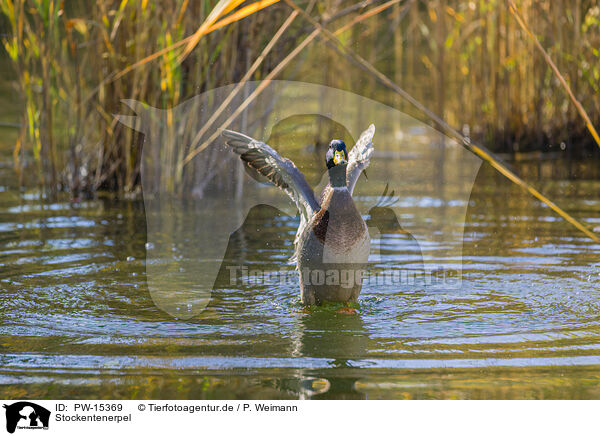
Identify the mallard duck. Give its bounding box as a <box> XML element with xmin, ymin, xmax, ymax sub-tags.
<box><xmin>222</xmin><ymin>124</ymin><xmax>375</xmax><ymax>305</ymax></box>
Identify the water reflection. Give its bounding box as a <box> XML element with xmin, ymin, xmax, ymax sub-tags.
<box><xmin>290</xmin><ymin>310</ymin><xmax>370</xmax><ymax>399</ymax></box>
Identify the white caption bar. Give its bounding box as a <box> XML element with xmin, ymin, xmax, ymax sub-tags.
<box><xmin>0</xmin><ymin>400</ymin><xmax>596</xmax><ymax>435</ymax></box>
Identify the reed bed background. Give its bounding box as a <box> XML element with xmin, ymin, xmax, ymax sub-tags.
<box><xmin>1</xmin><ymin>0</ymin><xmax>599</xmax><ymax>196</ymax></box>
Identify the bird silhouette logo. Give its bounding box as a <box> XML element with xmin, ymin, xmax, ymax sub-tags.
<box><xmin>3</xmin><ymin>402</ymin><xmax>50</xmax><ymax>434</ymax></box>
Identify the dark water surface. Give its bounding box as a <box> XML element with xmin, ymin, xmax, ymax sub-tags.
<box><xmin>1</xmin><ymin>139</ymin><xmax>600</xmax><ymax>399</ymax></box>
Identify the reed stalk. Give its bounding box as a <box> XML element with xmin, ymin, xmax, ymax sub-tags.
<box><xmin>185</xmin><ymin>9</ymin><xmax>299</xmax><ymax>158</ymax></box>
<box><xmin>507</xmin><ymin>0</ymin><xmax>600</xmax><ymax>149</ymax></box>
<box><xmin>181</xmin><ymin>0</ymin><xmax>408</xmax><ymax>166</ymax></box>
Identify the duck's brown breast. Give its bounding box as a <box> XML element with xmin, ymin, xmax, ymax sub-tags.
<box><xmin>312</xmin><ymin>187</ymin><xmax>366</xmax><ymax>250</ymax></box>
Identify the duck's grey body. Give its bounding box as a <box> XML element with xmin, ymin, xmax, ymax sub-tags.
<box><xmin>223</xmin><ymin>125</ymin><xmax>375</xmax><ymax>305</ymax></box>
<box><xmin>297</xmin><ymin>186</ymin><xmax>370</xmax><ymax>304</ymax></box>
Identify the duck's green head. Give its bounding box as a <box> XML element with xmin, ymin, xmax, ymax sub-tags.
<box><xmin>326</xmin><ymin>140</ymin><xmax>348</xmax><ymax>169</ymax></box>
<box><xmin>326</xmin><ymin>140</ymin><xmax>348</xmax><ymax>187</ymax></box>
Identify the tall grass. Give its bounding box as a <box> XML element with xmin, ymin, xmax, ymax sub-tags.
<box><xmin>1</xmin><ymin>0</ymin><xmax>599</xmax><ymax>196</ymax></box>
<box><xmin>0</xmin><ymin>0</ymin><xmax>296</xmax><ymax>195</ymax></box>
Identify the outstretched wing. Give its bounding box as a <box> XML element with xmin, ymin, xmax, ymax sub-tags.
<box><xmin>222</xmin><ymin>129</ymin><xmax>320</xmax><ymax>221</ymax></box>
<box><xmin>346</xmin><ymin>124</ymin><xmax>375</xmax><ymax>194</ymax></box>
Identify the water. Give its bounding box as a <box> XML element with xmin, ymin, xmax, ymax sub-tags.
<box><xmin>1</xmin><ymin>135</ymin><xmax>600</xmax><ymax>400</ymax></box>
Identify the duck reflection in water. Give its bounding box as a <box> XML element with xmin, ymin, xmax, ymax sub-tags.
<box><xmin>288</xmin><ymin>309</ymin><xmax>371</xmax><ymax>399</ymax></box>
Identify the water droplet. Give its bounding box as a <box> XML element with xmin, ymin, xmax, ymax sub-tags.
<box><xmin>126</xmin><ymin>256</ymin><xmax>135</xmax><ymax>261</ymax></box>
<box><xmin>145</xmin><ymin>242</ymin><xmax>154</xmax><ymax>250</ymax></box>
